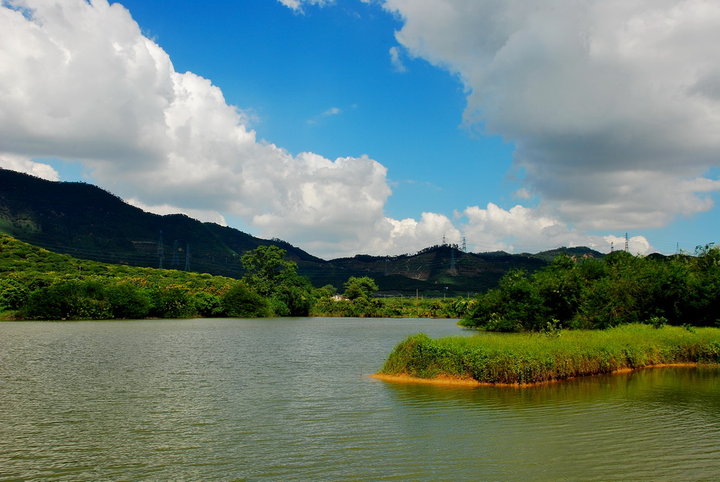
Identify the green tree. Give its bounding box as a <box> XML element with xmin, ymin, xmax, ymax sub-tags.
<box><xmin>105</xmin><ymin>281</ymin><xmax>151</xmax><ymax>319</ymax></box>
<box><xmin>241</xmin><ymin>245</ymin><xmax>314</xmax><ymax>316</ymax></box>
<box><xmin>343</xmin><ymin>276</ymin><xmax>379</xmax><ymax>301</ymax></box>
<box><xmin>241</xmin><ymin>245</ymin><xmax>299</xmax><ymax>297</ymax></box>
<box><xmin>221</xmin><ymin>283</ymin><xmax>270</xmax><ymax>318</ymax></box>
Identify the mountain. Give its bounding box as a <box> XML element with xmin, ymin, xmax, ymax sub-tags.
<box><xmin>0</xmin><ymin>168</ymin><xmax>601</xmax><ymax>295</ymax></box>
<box><xmin>0</xmin><ymin>168</ymin><xmax>323</xmax><ymax>278</ymax></box>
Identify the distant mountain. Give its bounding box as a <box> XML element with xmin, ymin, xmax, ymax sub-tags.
<box><xmin>0</xmin><ymin>168</ymin><xmax>599</xmax><ymax>295</ymax></box>
<box><xmin>0</xmin><ymin>168</ymin><xmax>322</xmax><ymax>278</ymax></box>
<box><xmin>530</xmin><ymin>246</ymin><xmax>604</xmax><ymax>262</ymax></box>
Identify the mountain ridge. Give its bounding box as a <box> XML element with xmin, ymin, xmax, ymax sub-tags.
<box><xmin>0</xmin><ymin>168</ymin><xmax>603</xmax><ymax>295</ymax></box>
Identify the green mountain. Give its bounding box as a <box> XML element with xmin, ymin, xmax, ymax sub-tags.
<box><xmin>0</xmin><ymin>168</ymin><xmax>602</xmax><ymax>295</ymax></box>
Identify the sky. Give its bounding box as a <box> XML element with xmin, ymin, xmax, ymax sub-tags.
<box><xmin>1</xmin><ymin>0</ymin><xmax>719</xmax><ymax>259</ymax></box>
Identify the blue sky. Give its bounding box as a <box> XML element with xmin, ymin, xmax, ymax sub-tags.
<box><xmin>119</xmin><ymin>0</ymin><xmax>518</xmax><ymax>219</ymax></box>
<box><xmin>2</xmin><ymin>0</ymin><xmax>719</xmax><ymax>258</ymax></box>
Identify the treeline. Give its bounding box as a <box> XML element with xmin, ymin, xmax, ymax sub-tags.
<box><xmin>0</xmin><ymin>235</ymin><xmax>318</xmax><ymax>320</ymax></box>
<box><xmin>461</xmin><ymin>245</ymin><xmax>720</xmax><ymax>332</ymax></box>
<box><xmin>0</xmin><ymin>235</ymin><xmax>465</xmax><ymax>320</ymax></box>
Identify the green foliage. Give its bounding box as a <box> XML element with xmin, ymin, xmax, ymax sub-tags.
<box><xmin>22</xmin><ymin>280</ymin><xmax>112</xmax><ymax>320</ymax></box>
<box><xmin>0</xmin><ymin>278</ymin><xmax>29</xmax><ymax>310</ymax></box>
<box><xmin>241</xmin><ymin>245</ymin><xmax>314</xmax><ymax>316</ymax></box>
<box><xmin>192</xmin><ymin>291</ymin><xmax>224</xmax><ymax>317</ymax></box>
<box><xmin>241</xmin><ymin>245</ymin><xmax>298</xmax><ymax>297</ymax></box>
<box><xmin>104</xmin><ymin>281</ymin><xmax>152</xmax><ymax>319</ymax></box>
<box><xmin>148</xmin><ymin>286</ymin><xmax>195</xmax><ymax>318</ymax></box>
<box><xmin>221</xmin><ymin>283</ymin><xmax>271</xmax><ymax>318</ymax></box>
<box><xmin>312</xmin><ymin>294</ymin><xmax>471</xmax><ymax>319</ymax></box>
<box><xmin>379</xmin><ymin>324</ymin><xmax>720</xmax><ymax>385</ymax></box>
<box><xmin>343</xmin><ymin>276</ymin><xmax>379</xmax><ymax>301</ymax></box>
<box><xmin>463</xmin><ymin>249</ymin><xmax>720</xmax><ymax>331</ymax></box>
<box><xmin>1</xmin><ymin>234</ymin><xmax>237</xmax><ymax>320</ymax></box>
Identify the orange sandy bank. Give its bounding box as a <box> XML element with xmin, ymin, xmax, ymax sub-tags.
<box><xmin>371</xmin><ymin>363</ymin><xmax>706</xmax><ymax>388</ymax></box>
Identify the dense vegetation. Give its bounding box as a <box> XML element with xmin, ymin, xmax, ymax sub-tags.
<box><xmin>2</xmin><ymin>168</ymin><xmax>568</xmax><ymax>296</ymax></box>
<box><xmin>461</xmin><ymin>246</ymin><xmax>720</xmax><ymax>331</ymax></box>
<box><xmin>0</xmin><ymin>235</ymin><xmax>465</xmax><ymax>320</ymax></box>
<box><xmin>378</xmin><ymin>324</ymin><xmax>720</xmax><ymax>385</ymax></box>
<box><xmin>0</xmin><ymin>234</ymin><xmax>236</xmax><ymax>319</ymax></box>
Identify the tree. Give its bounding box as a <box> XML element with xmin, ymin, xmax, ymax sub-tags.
<box><xmin>241</xmin><ymin>245</ymin><xmax>314</xmax><ymax>316</ymax></box>
<box><xmin>343</xmin><ymin>276</ymin><xmax>379</xmax><ymax>301</ymax></box>
<box><xmin>221</xmin><ymin>283</ymin><xmax>270</xmax><ymax>318</ymax></box>
<box><xmin>241</xmin><ymin>245</ymin><xmax>299</xmax><ymax>297</ymax></box>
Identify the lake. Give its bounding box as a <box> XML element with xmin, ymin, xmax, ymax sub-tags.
<box><xmin>1</xmin><ymin>317</ymin><xmax>718</xmax><ymax>480</ymax></box>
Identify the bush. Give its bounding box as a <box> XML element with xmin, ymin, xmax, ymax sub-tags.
<box><xmin>105</xmin><ymin>281</ymin><xmax>151</xmax><ymax>319</ymax></box>
<box><xmin>22</xmin><ymin>280</ymin><xmax>112</xmax><ymax>320</ymax></box>
<box><xmin>149</xmin><ymin>286</ymin><xmax>196</xmax><ymax>318</ymax></box>
<box><xmin>221</xmin><ymin>283</ymin><xmax>270</xmax><ymax>318</ymax></box>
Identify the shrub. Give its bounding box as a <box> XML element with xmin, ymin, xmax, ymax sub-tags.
<box><xmin>221</xmin><ymin>283</ymin><xmax>270</xmax><ymax>318</ymax></box>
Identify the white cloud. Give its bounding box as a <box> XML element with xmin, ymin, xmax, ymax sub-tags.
<box><xmin>0</xmin><ymin>0</ymin><xmax>395</xmax><ymax>258</ymax></box>
<box><xmin>389</xmin><ymin>45</ymin><xmax>406</xmax><ymax>72</ymax></box>
<box><xmin>323</xmin><ymin>107</ymin><xmax>341</xmax><ymax>117</ymax></box>
<box><xmin>276</xmin><ymin>0</ymin><xmax>333</xmax><ymax>13</ymax></box>
<box><xmin>603</xmin><ymin>234</ymin><xmax>651</xmax><ymax>256</ymax></box>
<box><xmin>126</xmin><ymin>198</ymin><xmax>228</xmax><ymax>227</ymax></box>
<box><xmin>0</xmin><ymin>153</ymin><xmax>59</xmax><ymax>181</ymax></box>
<box><xmin>385</xmin><ymin>0</ymin><xmax>720</xmax><ymax>229</ymax></box>
<box><xmin>461</xmin><ymin>203</ymin><xmax>652</xmax><ymax>255</ymax></box>
<box><xmin>0</xmin><ymin>0</ymin><xmax>672</xmax><ymax>259</ymax></box>
<box><xmin>307</xmin><ymin>106</ymin><xmax>343</xmax><ymax>124</ymax></box>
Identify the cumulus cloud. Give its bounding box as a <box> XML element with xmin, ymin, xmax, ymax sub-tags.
<box><xmin>0</xmin><ymin>0</ymin><xmax>399</xmax><ymax>258</ymax></box>
<box><xmin>0</xmin><ymin>0</ymin><xmax>675</xmax><ymax>258</ymax></box>
<box><xmin>461</xmin><ymin>203</ymin><xmax>652</xmax><ymax>255</ymax></box>
<box><xmin>0</xmin><ymin>153</ymin><xmax>59</xmax><ymax>181</ymax></box>
<box><xmin>126</xmin><ymin>198</ymin><xmax>228</xmax><ymax>227</ymax></box>
<box><xmin>385</xmin><ymin>0</ymin><xmax>720</xmax><ymax>229</ymax></box>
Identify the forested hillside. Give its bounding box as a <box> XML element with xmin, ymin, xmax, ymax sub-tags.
<box><xmin>1</xmin><ymin>168</ymin><xmax>605</xmax><ymax>295</ymax></box>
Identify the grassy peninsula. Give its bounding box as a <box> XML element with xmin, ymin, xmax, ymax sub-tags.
<box><xmin>376</xmin><ymin>324</ymin><xmax>720</xmax><ymax>386</ymax></box>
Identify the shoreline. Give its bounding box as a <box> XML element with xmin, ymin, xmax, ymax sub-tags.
<box><xmin>370</xmin><ymin>363</ymin><xmax>709</xmax><ymax>388</ymax></box>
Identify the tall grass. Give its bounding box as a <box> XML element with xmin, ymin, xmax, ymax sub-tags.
<box><xmin>378</xmin><ymin>324</ymin><xmax>720</xmax><ymax>385</ymax></box>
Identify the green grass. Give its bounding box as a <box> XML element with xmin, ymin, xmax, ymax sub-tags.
<box><xmin>379</xmin><ymin>324</ymin><xmax>720</xmax><ymax>385</ymax></box>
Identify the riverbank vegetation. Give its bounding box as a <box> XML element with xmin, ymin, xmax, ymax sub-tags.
<box><xmin>377</xmin><ymin>324</ymin><xmax>720</xmax><ymax>385</ymax></box>
<box><xmin>462</xmin><ymin>245</ymin><xmax>720</xmax><ymax>331</ymax></box>
<box><xmin>0</xmin><ymin>234</ymin><xmax>465</xmax><ymax>320</ymax></box>
<box><xmin>0</xmin><ymin>234</ymin><xmax>307</xmax><ymax>319</ymax></box>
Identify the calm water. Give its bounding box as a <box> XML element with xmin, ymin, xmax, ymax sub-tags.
<box><xmin>0</xmin><ymin>317</ymin><xmax>718</xmax><ymax>480</ymax></box>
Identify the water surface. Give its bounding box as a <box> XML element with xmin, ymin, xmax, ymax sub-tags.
<box><xmin>1</xmin><ymin>318</ymin><xmax>718</xmax><ymax>480</ymax></box>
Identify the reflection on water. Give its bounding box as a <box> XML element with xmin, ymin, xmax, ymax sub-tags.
<box><xmin>0</xmin><ymin>318</ymin><xmax>718</xmax><ymax>480</ymax></box>
<box><xmin>383</xmin><ymin>367</ymin><xmax>720</xmax><ymax>480</ymax></box>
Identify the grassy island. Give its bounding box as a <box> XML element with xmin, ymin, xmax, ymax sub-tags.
<box><xmin>375</xmin><ymin>324</ymin><xmax>720</xmax><ymax>386</ymax></box>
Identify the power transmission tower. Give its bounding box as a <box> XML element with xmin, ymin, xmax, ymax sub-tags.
<box><xmin>157</xmin><ymin>230</ymin><xmax>164</xmax><ymax>269</ymax></box>
<box><xmin>171</xmin><ymin>240</ymin><xmax>179</xmax><ymax>267</ymax></box>
<box><xmin>625</xmin><ymin>233</ymin><xmax>629</xmax><ymax>252</ymax></box>
<box><xmin>184</xmin><ymin>242</ymin><xmax>191</xmax><ymax>271</ymax></box>
<box><xmin>462</xmin><ymin>236</ymin><xmax>467</xmax><ymax>253</ymax></box>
